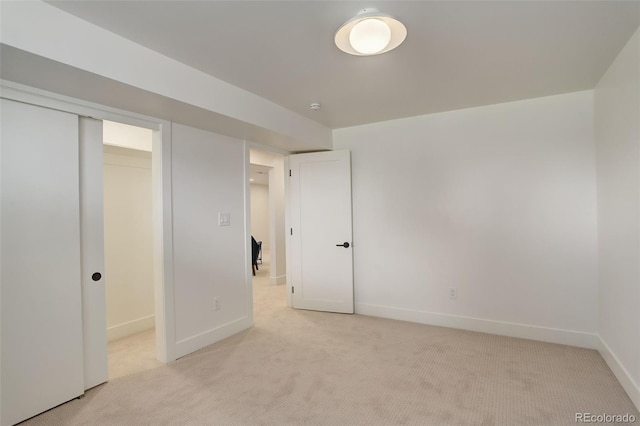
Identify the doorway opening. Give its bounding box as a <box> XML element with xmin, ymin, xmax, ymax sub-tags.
<box><xmin>249</xmin><ymin>148</ymin><xmax>287</xmax><ymax>320</ymax></box>
<box><xmin>103</xmin><ymin>120</ymin><xmax>163</xmax><ymax>379</ymax></box>
<box><xmin>250</xmin><ymin>163</ymin><xmax>270</xmax><ymax>275</ymax></box>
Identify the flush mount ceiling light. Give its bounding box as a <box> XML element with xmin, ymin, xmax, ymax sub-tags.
<box><xmin>335</xmin><ymin>8</ymin><xmax>407</xmax><ymax>56</ymax></box>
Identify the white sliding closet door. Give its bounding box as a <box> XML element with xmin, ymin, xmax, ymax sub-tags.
<box><xmin>79</xmin><ymin>117</ymin><xmax>108</xmax><ymax>390</ymax></box>
<box><xmin>1</xmin><ymin>99</ymin><xmax>85</xmax><ymax>425</ymax></box>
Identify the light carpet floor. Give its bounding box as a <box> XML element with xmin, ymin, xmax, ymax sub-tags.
<box><xmin>22</xmin><ymin>259</ymin><xmax>638</xmax><ymax>425</ymax></box>
<box><xmin>108</xmin><ymin>329</ymin><xmax>164</xmax><ymax>380</ymax></box>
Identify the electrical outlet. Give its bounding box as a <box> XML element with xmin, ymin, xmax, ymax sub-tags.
<box><xmin>213</xmin><ymin>297</ymin><xmax>221</xmax><ymax>311</ymax></box>
<box><xmin>449</xmin><ymin>288</ymin><xmax>457</xmax><ymax>299</ymax></box>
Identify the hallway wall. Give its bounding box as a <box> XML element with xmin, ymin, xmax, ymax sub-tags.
<box><xmin>170</xmin><ymin>123</ymin><xmax>252</xmax><ymax>358</ymax></box>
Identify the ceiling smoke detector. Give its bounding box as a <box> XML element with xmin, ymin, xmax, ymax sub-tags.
<box><xmin>310</xmin><ymin>103</ymin><xmax>321</xmax><ymax>111</ymax></box>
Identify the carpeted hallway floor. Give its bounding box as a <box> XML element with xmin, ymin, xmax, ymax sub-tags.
<box><xmin>22</xmin><ymin>258</ymin><xmax>638</xmax><ymax>425</ymax></box>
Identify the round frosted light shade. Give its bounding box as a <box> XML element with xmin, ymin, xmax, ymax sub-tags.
<box><xmin>349</xmin><ymin>19</ymin><xmax>391</xmax><ymax>55</ymax></box>
<box><xmin>335</xmin><ymin>8</ymin><xmax>407</xmax><ymax>56</ymax></box>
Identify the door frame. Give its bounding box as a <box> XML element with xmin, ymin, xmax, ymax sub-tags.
<box><xmin>0</xmin><ymin>80</ymin><xmax>178</xmax><ymax>363</ymax></box>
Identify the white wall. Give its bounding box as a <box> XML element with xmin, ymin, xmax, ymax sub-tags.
<box><xmin>594</xmin><ymin>27</ymin><xmax>640</xmax><ymax>408</ymax></box>
<box><xmin>250</xmin><ymin>184</ymin><xmax>270</xmax><ymax>250</ymax></box>
<box><xmin>333</xmin><ymin>91</ymin><xmax>598</xmax><ymax>347</ymax></box>
<box><xmin>250</xmin><ymin>149</ymin><xmax>287</xmax><ymax>285</ymax></box>
<box><xmin>103</xmin><ymin>145</ymin><xmax>155</xmax><ymax>341</ymax></box>
<box><xmin>171</xmin><ymin>123</ymin><xmax>251</xmax><ymax>357</ymax></box>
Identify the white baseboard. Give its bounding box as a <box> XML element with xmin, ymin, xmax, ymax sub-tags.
<box><xmin>270</xmin><ymin>274</ymin><xmax>286</xmax><ymax>286</ymax></box>
<box><xmin>355</xmin><ymin>303</ymin><xmax>599</xmax><ymax>349</ymax></box>
<box><xmin>598</xmin><ymin>336</ymin><xmax>640</xmax><ymax>410</ymax></box>
<box><xmin>107</xmin><ymin>315</ymin><xmax>155</xmax><ymax>342</ymax></box>
<box><xmin>174</xmin><ymin>316</ymin><xmax>252</xmax><ymax>359</ymax></box>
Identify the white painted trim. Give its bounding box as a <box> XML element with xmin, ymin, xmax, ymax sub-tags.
<box><xmin>598</xmin><ymin>336</ymin><xmax>640</xmax><ymax>410</ymax></box>
<box><xmin>0</xmin><ymin>80</ymin><xmax>159</xmax><ymax>130</ymax></box>
<box><xmin>107</xmin><ymin>315</ymin><xmax>155</xmax><ymax>342</ymax></box>
<box><xmin>243</xmin><ymin>141</ymin><xmax>255</xmax><ymax>328</ymax></box>
<box><xmin>153</xmin><ymin>123</ymin><xmax>176</xmax><ymax>363</ymax></box>
<box><xmin>174</xmin><ymin>317</ymin><xmax>253</xmax><ymax>360</ymax></box>
<box><xmin>355</xmin><ymin>302</ymin><xmax>599</xmax><ymax>349</ymax></box>
<box><xmin>270</xmin><ymin>275</ymin><xmax>287</xmax><ymax>286</ymax></box>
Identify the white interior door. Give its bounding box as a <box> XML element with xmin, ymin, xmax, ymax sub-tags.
<box><xmin>79</xmin><ymin>117</ymin><xmax>108</xmax><ymax>390</ymax></box>
<box><xmin>1</xmin><ymin>99</ymin><xmax>85</xmax><ymax>425</ymax></box>
<box><xmin>288</xmin><ymin>150</ymin><xmax>354</xmax><ymax>313</ymax></box>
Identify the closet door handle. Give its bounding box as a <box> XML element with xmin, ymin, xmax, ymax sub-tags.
<box><xmin>336</xmin><ymin>242</ymin><xmax>350</xmax><ymax>248</ymax></box>
<box><xmin>91</xmin><ymin>272</ymin><xmax>102</xmax><ymax>282</ymax></box>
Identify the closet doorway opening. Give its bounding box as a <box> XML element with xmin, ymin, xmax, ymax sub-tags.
<box><xmin>103</xmin><ymin>120</ymin><xmax>163</xmax><ymax>379</ymax></box>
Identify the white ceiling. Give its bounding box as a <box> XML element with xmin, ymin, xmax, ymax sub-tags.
<box><xmin>39</xmin><ymin>1</ymin><xmax>640</xmax><ymax>129</ymax></box>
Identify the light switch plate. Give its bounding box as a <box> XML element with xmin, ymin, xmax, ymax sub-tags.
<box><xmin>218</xmin><ymin>212</ymin><xmax>230</xmax><ymax>226</ymax></box>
